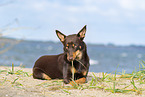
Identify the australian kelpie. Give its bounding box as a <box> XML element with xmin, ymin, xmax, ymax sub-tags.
<box><xmin>33</xmin><ymin>25</ymin><xmax>90</xmax><ymax>84</ymax></box>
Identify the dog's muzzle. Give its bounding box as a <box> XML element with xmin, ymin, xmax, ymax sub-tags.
<box><xmin>67</xmin><ymin>50</ymin><xmax>82</xmax><ymax>61</ymax></box>
<box><xmin>67</xmin><ymin>55</ymin><xmax>75</xmax><ymax>61</ymax></box>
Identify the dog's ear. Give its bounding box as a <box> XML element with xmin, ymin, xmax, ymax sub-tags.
<box><xmin>56</xmin><ymin>30</ymin><xmax>66</xmax><ymax>42</ymax></box>
<box><xmin>77</xmin><ymin>25</ymin><xmax>86</xmax><ymax>40</ymax></box>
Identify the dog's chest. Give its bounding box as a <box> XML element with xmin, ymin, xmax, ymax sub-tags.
<box><xmin>70</xmin><ymin>62</ymin><xmax>84</xmax><ymax>74</ymax></box>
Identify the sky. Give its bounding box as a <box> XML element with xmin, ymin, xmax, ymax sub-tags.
<box><xmin>0</xmin><ymin>0</ymin><xmax>145</xmax><ymax>45</ymax></box>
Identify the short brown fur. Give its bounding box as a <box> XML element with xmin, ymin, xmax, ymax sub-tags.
<box><xmin>33</xmin><ymin>25</ymin><xmax>90</xmax><ymax>84</ymax></box>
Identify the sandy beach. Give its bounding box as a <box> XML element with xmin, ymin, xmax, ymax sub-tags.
<box><xmin>0</xmin><ymin>66</ymin><xmax>144</xmax><ymax>97</ymax></box>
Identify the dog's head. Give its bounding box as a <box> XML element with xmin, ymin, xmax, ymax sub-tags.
<box><xmin>56</xmin><ymin>25</ymin><xmax>87</xmax><ymax>61</ymax></box>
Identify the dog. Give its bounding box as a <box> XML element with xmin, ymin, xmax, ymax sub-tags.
<box><xmin>33</xmin><ymin>25</ymin><xmax>90</xmax><ymax>84</ymax></box>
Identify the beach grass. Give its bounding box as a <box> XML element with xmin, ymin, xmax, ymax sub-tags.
<box><xmin>0</xmin><ymin>60</ymin><xmax>145</xmax><ymax>96</ymax></box>
<box><xmin>36</xmin><ymin>60</ymin><xmax>145</xmax><ymax>95</ymax></box>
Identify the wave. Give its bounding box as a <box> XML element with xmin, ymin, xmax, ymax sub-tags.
<box><xmin>90</xmin><ymin>59</ymin><xmax>99</xmax><ymax>65</ymax></box>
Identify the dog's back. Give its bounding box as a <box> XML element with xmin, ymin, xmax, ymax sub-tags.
<box><xmin>33</xmin><ymin>54</ymin><xmax>64</xmax><ymax>79</ymax></box>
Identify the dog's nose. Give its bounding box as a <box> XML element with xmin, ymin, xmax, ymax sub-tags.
<box><xmin>69</xmin><ymin>57</ymin><xmax>73</xmax><ymax>61</ymax></box>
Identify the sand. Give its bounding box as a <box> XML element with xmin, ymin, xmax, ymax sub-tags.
<box><xmin>0</xmin><ymin>66</ymin><xmax>144</xmax><ymax>97</ymax></box>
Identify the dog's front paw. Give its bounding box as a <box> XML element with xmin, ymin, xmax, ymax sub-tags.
<box><xmin>63</xmin><ymin>79</ymin><xmax>70</xmax><ymax>84</ymax></box>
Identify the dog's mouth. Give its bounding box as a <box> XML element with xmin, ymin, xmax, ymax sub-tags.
<box><xmin>67</xmin><ymin>50</ymin><xmax>82</xmax><ymax>61</ymax></box>
<box><xmin>67</xmin><ymin>54</ymin><xmax>75</xmax><ymax>61</ymax></box>
<box><xmin>67</xmin><ymin>56</ymin><xmax>74</xmax><ymax>61</ymax></box>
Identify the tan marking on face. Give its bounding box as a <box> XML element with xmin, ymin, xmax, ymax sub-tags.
<box><xmin>66</xmin><ymin>44</ymin><xmax>69</xmax><ymax>46</ymax></box>
<box><xmin>42</xmin><ymin>73</ymin><xmax>51</xmax><ymax>80</ymax></box>
<box><xmin>72</xmin><ymin>44</ymin><xmax>75</xmax><ymax>47</ymax></box>
<box><xmin>67</xmin><ymin>53</ymin><xmax>70</xmax><ymax>61</ymax></box>
<box><xmin>67</xmin><ymin>50</ymin><xmax>82</xmax><ymax>61</ymax></box>
<box><xmin>75</xmin><ymin>50</ymin><xmax>82</xmax><ymax>60</ymax></box>
<box><xmin>66</xmin><ymin>47</ymin><xmax>68</xmax><ymax>50</ymax></box>
<box><xmin>79</xmin><ymin>46</ymin><xmax>81</xmax><ymax>49</ymax></box>
<box><xmin>73</xmin><ymin>52</ymin><xmax>77</xmax><ymax>60</ymax></box>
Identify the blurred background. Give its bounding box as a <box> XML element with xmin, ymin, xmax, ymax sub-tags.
<box><xmin>0</xmin><ymin>0</ymin><xmax>145</xmax><ymax>73</ymax></box>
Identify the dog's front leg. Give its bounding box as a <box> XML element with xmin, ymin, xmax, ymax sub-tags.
<box><xmin>69</xmin><ymin>77</ymin><xmax>86</xmax><ymax>86</ymax></box>
<box><xmin>63</xmin><ymin>63</ymin><xmax>71</xmax><ymax>84</ymax></box>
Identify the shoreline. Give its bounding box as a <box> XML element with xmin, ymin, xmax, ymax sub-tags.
<box><xmin>0</xmin><ymin>66</ymin><xmax>144</xmax><ymax>97</ymax></box>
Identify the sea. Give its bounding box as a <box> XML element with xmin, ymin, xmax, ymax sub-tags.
<box><xmin>0</xmin><ymin>38</ymin><xmax>145</xmax><ymax>74</ymax></box>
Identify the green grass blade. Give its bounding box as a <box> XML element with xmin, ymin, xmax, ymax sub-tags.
<box><xmin>61</xmin><ymin>89</ymin><xmax>71</xmax><ymax>94</ymax></box>
<box><xmin>12</xmin><ymin>78</ymin><xmax>19</xmax><ymax>84</ymax></box>
<box><xmin>113</xmin><ymin>82</ymin><xmax>116</xmax><ymax>93</ymax></box>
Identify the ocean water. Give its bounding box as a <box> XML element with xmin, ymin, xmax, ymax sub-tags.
<box><xmin>0</xmin><ymin>39</ymin><xmax>145</xmax><ymax>73</ymax></box>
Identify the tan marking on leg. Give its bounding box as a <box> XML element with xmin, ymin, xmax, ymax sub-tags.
<box><xmin>69</xmin><ymin>77</ymin><xmax>86</xmax><ymax>86</ymax></box>
<box><xmin>83</xmin><ymin>71</ymin><xmax>87</xmax><ymax>76</ymax></box>
<box><xmin>42</xmin><ymin>73</ymin><xmax>51</xmax><ymax>80</ymax></box>
<box><xmin>75</xmin><ymin>77</ymin><xmax>86</xmax><ymax>83</ymax></box>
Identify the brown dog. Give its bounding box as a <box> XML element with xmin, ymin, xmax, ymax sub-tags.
<box><xmin>33</xmin><ymin>25</ymin><xmax>90</xmax><ymax>84</ymax></box>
